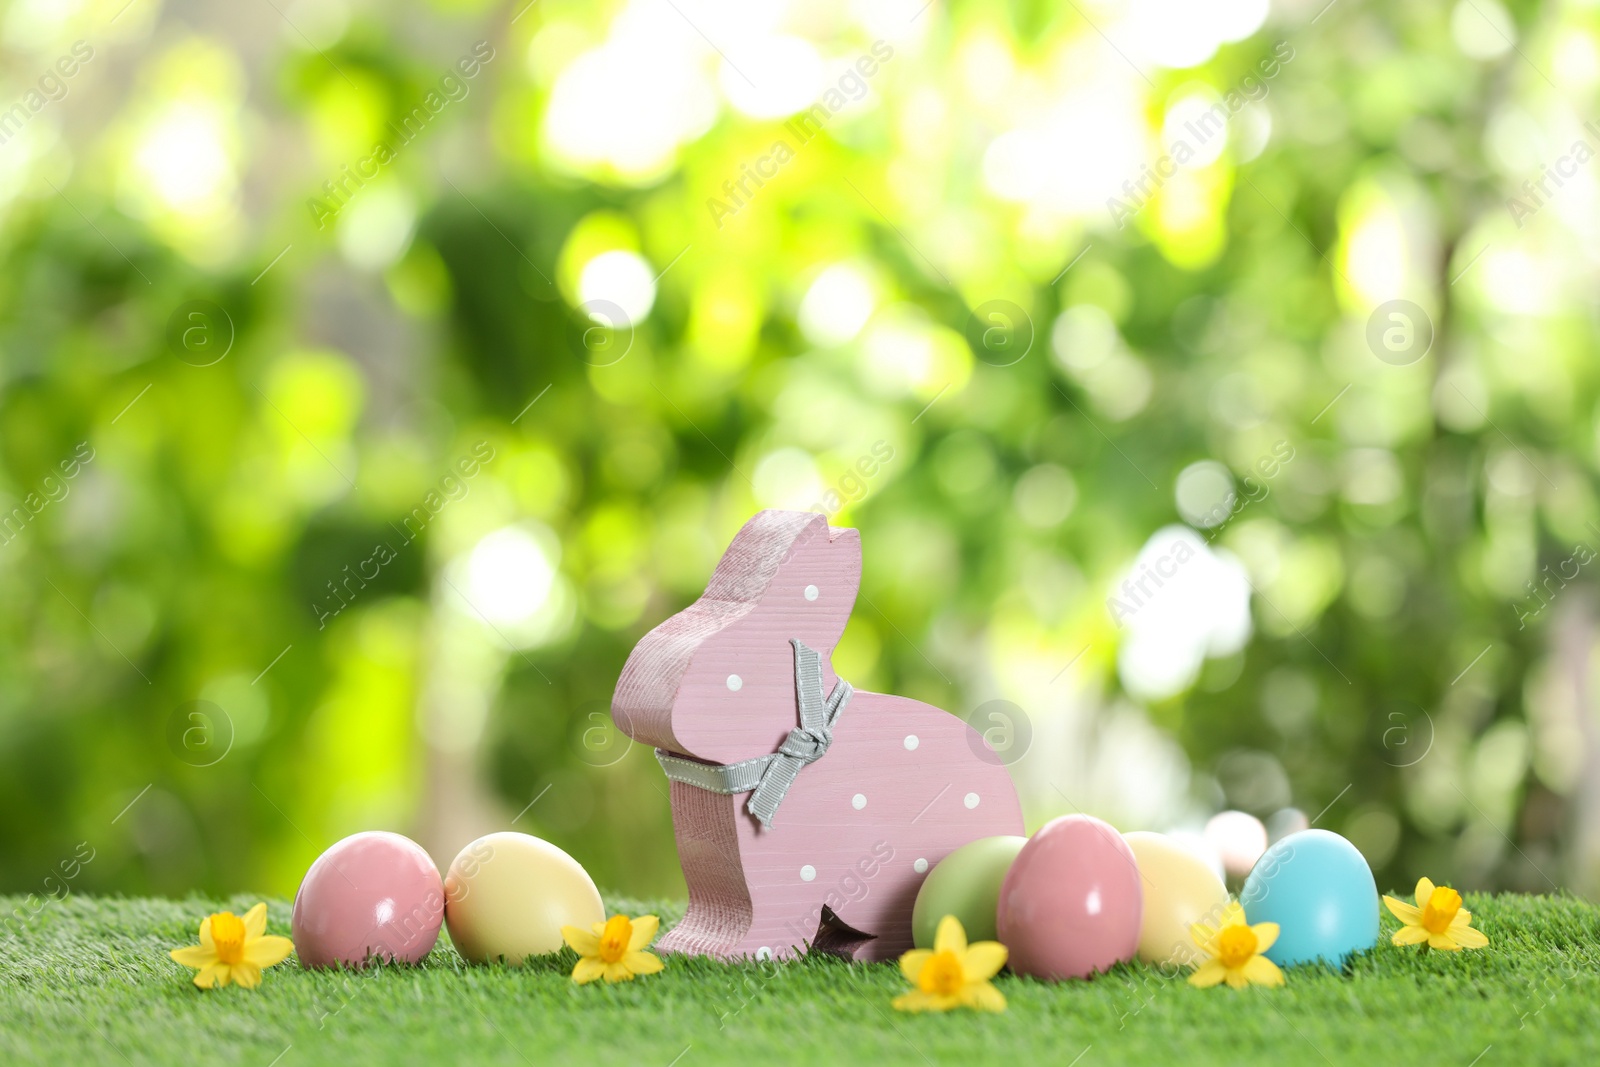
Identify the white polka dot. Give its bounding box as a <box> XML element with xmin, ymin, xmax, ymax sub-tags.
<box><xmin>964</xmin><ymin>792</ymin><xmax>980</xmax><ymax>809</ymax></box>
<box><xmin>800</xmin><ymin>864</ymin><xmax>816</xmax><ymax>882</ymax></box>
<box><xmin>726</xmin><ymin>674</ymin><xmax>742</xmax><ymax>691</ymax></box>
<box><xmin>914</xmin><ymin>858</ymin><xmax>928</xmax><ymax>874</ymax></box>
<box><xmin>804</xmin><ymin>584</ymin><xmax>819</xmax><ymax>601</ymax></box>
<box><xmin>852</xmin><ymin>793</ymin><xmax>867</xmax><ymax>810</ymax></box>
<box><xmin>756</xmin><ymin>946</ymin><xmax>772</xmax><ymax>960</ymax></box>
<box><xmin>904</xmin><ymin>735</ymin><xmax>919</xmax><ymax>750</ymax></box>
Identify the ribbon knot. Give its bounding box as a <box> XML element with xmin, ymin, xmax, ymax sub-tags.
<box><xmin>654</xmin><ymin>639</ymin><xmax>852</xmax><ymax>830</ymax></box>
<box><xmin>778</xmin><ymin>725</ymin><xmax>830</xmax><ymax>761</ymax></box>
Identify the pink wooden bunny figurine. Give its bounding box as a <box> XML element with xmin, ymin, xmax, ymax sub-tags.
<box><xmin>612</xmin><ymin>510</ymin><xmax>1023</xmax><ymax>961</ymax></box>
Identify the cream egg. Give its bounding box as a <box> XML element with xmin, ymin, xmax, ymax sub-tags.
<box><xmin>1124</xmin><ymin>830</ymin><xmax>1230</xmax><ymax>967</ymax></box>
<box><xmin>444</xmin><ymin>831</ymin><xmax>604</xmax><ymax>965</ymax></box>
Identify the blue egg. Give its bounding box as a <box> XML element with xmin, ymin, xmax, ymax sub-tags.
<box><xmin>1239</xmin><ymin>829</ymin><xmax>1378</xmax><ymax>967</ymax></box>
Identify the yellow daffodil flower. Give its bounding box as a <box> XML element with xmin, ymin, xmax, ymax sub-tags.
<box><xmin>169</xmin><ymin>903</ymin><xmax>295</xmax><ymax>989</ymax></box>
<box><xmin>561</xmin><ymin>914</ymin><xmax>665</xmax><ymax>984</ymax></box>
<box><xmin>893</xmin><ymin>914</ymin><xmax>1007</xmax><ymax>1013</ymax></box>
<box><xmin>1383</xmin><ymin>877</ymin><xmax>1488</xmax><ymax>951</ymax></box>
<box><xmin>1187</xmin><ymin>900</ymin><xmax>1285</xmax><ymax>990</ymax></box>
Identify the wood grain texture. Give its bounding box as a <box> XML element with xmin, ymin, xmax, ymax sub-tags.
<box><xmin>612</xmin><ymin>510</ymin><xmax>1024</xmax><ymax>961</ymax></box>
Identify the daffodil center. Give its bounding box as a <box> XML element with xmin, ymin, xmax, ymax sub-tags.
<box><xmin>1216</xmin><ymin>924</ymin><xmax>1258</xmax><ymax>969</ymax></box>
<box><xmin>918</xmin><ymin>949</ymin><xmax>966</xmax><ymax>996</ymax></box>
<box><xmin>209</xmin><ymin>912</ymin><xmax>246</xmax><ymax>966</ymax></box>
<box><xmin>598</xmin><ymin>915</ymin><xmax>633</xmax><ymax>963</ymax></box>
<box><xmin>1421</xmin><ymin>886</ymin><xmax>1461</xmax><ymax>935</ymax></box>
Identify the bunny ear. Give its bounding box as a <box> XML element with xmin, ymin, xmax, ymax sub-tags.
<box><xmin>611</xmin><ymin>510</ymin><xmax>863</xmax><ymax>762</ymax></box>
<box><xmin>705</xmin><ymin>510</ymin><xmax>859</xmax><ymax>658</ymax></box>
<box><xmin>703</xmin><ymin>511</ymin><xmax>832</xmax><ymax>603</ymax></box>
<box><xmin>776</xmin><ymin>523</ymin><xmax>860</xmax><ymax>626</ymax></box>
<box><xmin>821</xmin><ymin>526</ymin><xmax>862</xmax><ymax>583</ymax></box>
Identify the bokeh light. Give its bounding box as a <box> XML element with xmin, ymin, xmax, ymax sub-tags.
<box><xmin>0</xmin><ymin>0</ymin><xmax>1592</xmax><ymax>907</ymax></box>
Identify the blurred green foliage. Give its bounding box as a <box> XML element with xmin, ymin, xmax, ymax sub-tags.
<box><xmin>1</xmin><ymin>0</ymin><xmax>1597</xmax><ymax>904</ymax></box>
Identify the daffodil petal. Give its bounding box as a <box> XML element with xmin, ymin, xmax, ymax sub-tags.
<box><xmin>170</xmin><ymin>945</ymin><xmax>216</xmax><ymax>969</ymax></box>
<box><xmin>1383</xmin><ymin>896</ymin><xmax>1422</xmax><ymax>924</ymax></box>
<box><xmin>231</xmin><ymin>962</ymin><xmax>263</xmax><ymax>989</ymax></box>
<box><xmin>1188</xmin><ymin>960</ymin><xmax>1227</xmax><ymax>988</ymax></box>
<box><xmin>562</xmin><ymin>926</ymin><xmax>601</xmax><ymax>956</ymax></box>
<box><xmin>1427</xmin><ymin>933</ymin><xmax>1461</xmax><ymax>951</ymax></box>
<box><xmin>242</xmin><ymin>903</ymin><xmax>269</xmax><ymax>940</ymax></box>
<box><xmin>933</xmin><ymin>915</ymin><xmax>967</xmax><ymax>957</ymax></box>
<box><xmin>1219</xmin><ymin>901</ymin><xmax>1246</xmax><ymax>928</ymax></box>
<box><xmin>1189</xmin><ymin>922</ymin><xmax>1217</xmax><ymax>951</ymax></box>
<box><xmin>963</xmin><ymin>941</ymin><xmax>1007</xmax><ymax>982</ymax></box>
<box><xmin>1251</xmin><ymin>923</ymin><xmax>1279</xmax><ymax>954</ymax></box>
<box><xmin>901</xmin><ymin>991</ymin><xmax>962</xmax><ymax>1012</ymax></box>
<box><xmin>624</xmin><ymin>950</ymin><xmax>664</xmax><ymax>975</ymax></box>
<box><xmin>1450</xmin><ymin>908</ymin><xmax>1473</xmax><ymax>928</ymax></box>
<box><xmin>893</xmin><ymin>991</ymin><xmax>937</xmax><ymax>1013</ymax></box>
<box><xmin>627</xmin><ymin>915</ymin><xmax>660</xmax><ymax>951</ymax></box>
<box><xmin>1414</xmin><ymin>877</ymin><xmax>1435</xmax><ymax>902</ymax></box>
<box><xmin>1224</xmin><ymin>969</ymin><xmax>1249</xmax><ymax>989</ymax></box>
<box><xmin>243</xmin><ymin>935</ymin><xmax>294</xmax><ymax>969</ymax></box>
<box><xmin>898</xmin><ymin>949</ymin><xmax>932</xmax><ymax>985</ymax></box>
<box><xmin>1391</xmin><ymin>925</ymin><xmax>1430</xmax><ymax>946</ymax></box>
<box><xmin>571</xmin><ymin>956</ymin><xmax>606</xmax><ymax>984</ymax></box>
<box><xmin>1242</xmin><ymin>955</ymin><xmax>1285</xmax><ymax>987</ymax></box>
<box><xmin>961</xmin><ymin>980</ymin><xmax>1007</xmax><ymax>1013</ymax></box>
<box><xmin>195</xmin><ymin>962</ymin><xmax>229</xmax><ymax>989</ymax></box>
<box><xmin>198</xmin><ymin>915</ymin><xmax>215</xmax><ymax>951</ymax></box>
<box><xmin>603</xmin><ymin>961</ymin><xmax>634</xmax><ymax>983</ymax></box>
<box><xmin>591</xmin><ymin>921</ymin><xmax>607</xmax><ymax>936</ymax></box>
<box><xmin>1451</xmin><ymin>925</ymin><xmax>1488</xmax><ymax>949</ymax></box>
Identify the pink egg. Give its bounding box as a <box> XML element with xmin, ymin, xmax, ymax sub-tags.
<box><xmin>291</xmin><ymin>831</ymin><xmax>445</xmax><ymax>968</ymax></box>
<box><xmin>996</xmin><ymin>814</ymin><xmax>1142</xmax><ymax>980</ymax></box>
<box><xmin>1204</xmin><ymin>810</ymin><xmax>1269</xmax><ymax>880</ymax></box>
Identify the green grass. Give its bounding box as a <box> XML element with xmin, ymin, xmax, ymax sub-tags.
<box><xmin>3</xmin><ymin>893</ymin><xmax>1598</xmax><ymax>1065</ymax></box>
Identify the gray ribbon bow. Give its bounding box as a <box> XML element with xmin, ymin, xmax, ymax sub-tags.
<box><xmin>654</xmin><ymin>639</ymin><xmax>852</xmax><ymax>830</ymax></box>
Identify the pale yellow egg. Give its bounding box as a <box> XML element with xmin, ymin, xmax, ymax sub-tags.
<box><xmin>1124</xmin><ymin>830</ymin><xmax>1230</xmax><ymax>967</ymax></box>
<box><xmin>444</xmin><ymin>831</ymin><xmax>604</xmax><ymax>964</ymax></box>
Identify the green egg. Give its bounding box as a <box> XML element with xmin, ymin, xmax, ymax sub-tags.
<box><xmin>911</xmin><ymin>835</ymin><xmax>1028</xmax><ymax>948</ymax></box>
